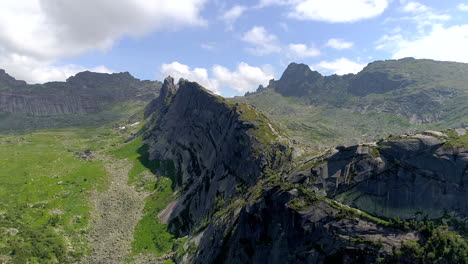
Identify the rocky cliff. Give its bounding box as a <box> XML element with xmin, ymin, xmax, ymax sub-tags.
<box><xmin>291</xmin><ymin>130</ymin><xmax>468</xmax><ymax>220</ymax></box>
<box><xmin>141</xmin><ymin>79</ymin><xmax>467</xmax><ymax>263</ymax></box>
<box><xmin>143</xmin><ymin>77</ymin><xmax>291</xmax><ymax>236</ymax></box>
<box><xmin>0</xmin><ymin>69</ymin><xmax>161</xmax><ymax>116</ymax></box>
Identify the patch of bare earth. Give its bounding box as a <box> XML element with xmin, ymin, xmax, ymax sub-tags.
<box><xmin>79</xmin><ymin>155</ymin><xmax>148</xmax><ymax>264</ymax></box>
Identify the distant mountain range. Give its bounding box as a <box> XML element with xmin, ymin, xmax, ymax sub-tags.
<box><xmin>238</xmin><ymin>58</ymin><xmax>468</xmax><ymax>147</ymax></box>
<box><xmin>0</xmin><ymin>69</ymin><xmax>161</xmax><ymax>132</ymax></box>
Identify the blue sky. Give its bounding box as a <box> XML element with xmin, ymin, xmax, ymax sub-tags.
<box><xmin>0</xmin><ymin>0</ymin><xmax>467</xmax><ymax>96</ymax></box>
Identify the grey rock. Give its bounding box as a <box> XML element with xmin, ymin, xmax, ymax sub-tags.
<box><xmin>302</xmin><ymin>136</ymin><xmax>467</xmax><ymax>219</ymax></box>
<box><xmin>143</xmin><ymin>79</ymin><xmax>290</xmax><ymax>236</ymax></box>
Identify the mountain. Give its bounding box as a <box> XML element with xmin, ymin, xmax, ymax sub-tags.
<box><xmin>141</xmin><ymin>77</ymin><xmax>290</xmax><ymax>236</ymax></box>
<box><xmin>0</xmin><ymin>69</ymin><xmax>161</xmax><ymax>132</ymax></box>
<box><xmin>0</xmin><ymin>61</ymin><xmax>467</xmax><ymax>264</ymax></box>
<box><xmin>239</xmin><ymin>58</ymin><xmax>468</xmax><ymax>147</ymax></box>
<box><xmin>136</xmin><ymin>78</ymin><xmax>467</xmax><ymax>263</ymax></box>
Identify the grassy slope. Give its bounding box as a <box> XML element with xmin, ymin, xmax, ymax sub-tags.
<box><xmin>233</xmin><ymin>90</ymin><xmax>415</xmax><ymax>148</ymax></box>
<box><xmin>0</xmin><ymin>101</ymin><xmax>148</xmax><ymax>134</ymax></box>
<box><xmin>0</xmin><ymin>130</ymin><xmax>110</xmax><ymax>263</ymax></box>
<box><xmin>0</xmin><ymin>117</ymin><xmax>181</xmax><ymax>263</ymax></box>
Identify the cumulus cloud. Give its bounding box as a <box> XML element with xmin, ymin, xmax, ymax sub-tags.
<box><xmin>0</xmin><ymin>0</ymin><xmax>207</xmax><ymax>59</ymax></box>
<box><xmin>287</xmin><ymin>43</ymin><xmax>320</xmax><ymax>58</ymax></box>
<box><xmin>399</xmin><ymin>1</ymin><xmax>450</xmax><ymax>29</ymax></box>
<box><xmin>161</xmin><ymin>62</ymin><xmax>220</xmax><ymax>94</ymax></box>
<box><xmin>314</xmin><ymin>58</ymin><xmax>366</xmax><ymax>75</ymax></box>
<box><xmin>325</xmin><ymin>38</ymin><xmax>354</xmax><ymax>49</ymax></box>
<box><xmin>0</xmin><ymin>0</ymin><xmax>207</xmax><ymax>83</ymax></box>
<box><xmin>457</xmin><ymin>3</ymin><xmax>468</xmax><ymax>11</ymax></box>
<box><xmin>0</xmin><ymin>49</ymin><xmax>112</xmax><ymax>84</ymax></box>
<box><xmin>213</xmin><ymin>63</ymin><xmax>274</xmax><ymax>93</ymax></box>
<box><xmin>259</xmin><ymin>0</ymin><xmax>388</xmax><ymax>23</ymax></box>
<box><xmin>402</xmin><ymin>1</ymin><xmax>429</xmax><ymax>13</ymax></box>
<box><xmin>241</xmin><ymin>26</ymin><xmax>281</xmax><ymax>55</ymax></box>
<box><xmin>220</xmin><ymin>5</ymin><xmax>247</xmax><ymax>25</ymax></box>
<box><xmin>159</xmin><ymin>62</ymin><xmax>274</xmax><ymax>95</ymax></box>
<box><xmin>388</xmin><ymin>24</ymin><xmax>468</xmax><ymax>63</ymax></box>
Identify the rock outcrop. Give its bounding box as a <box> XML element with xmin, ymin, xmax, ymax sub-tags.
<box><xmin>197</xmin><ymin>187</ymin><xmax>419</xmax><ymax>264</ymax></box>
<box><xmin>143</xmin><ymin>78</ymin><xmax>291</xmax><ymax>236</ymax></box>
<box><xmin>292</xmin><ymin>130</ymin><xmax>468</xmax><ymax>220</ymax></box>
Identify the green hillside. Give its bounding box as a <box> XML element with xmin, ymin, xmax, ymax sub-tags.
<box><xmin>235</xmin><ymin>58</ymin><xmax>468</xmax><ymax>147</ymax></box>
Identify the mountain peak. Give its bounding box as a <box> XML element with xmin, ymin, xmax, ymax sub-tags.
<box><xmin>281</xmin><ymin>63</ymin><xmax>321</xmax><ymax>81</ymax></box>
<box><xmin>66</xmin><ymin>71</ymin><xmax>136</xmax><ymax>85</ymax></box>
<box><xmin>270</xmin><ymin>62</ymin><xmax>322</xmax><ymax>97</ymax></box>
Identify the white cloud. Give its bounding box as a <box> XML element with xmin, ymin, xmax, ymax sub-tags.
<box><xmin>389</xmin><ymin>24</ymin><xmax>468</xmax><ymax>63</ymax></box>
<box><xmin>0</xmin><ymin>0</ymin><xmax>207</xmax><ymax>60</ymax></box>
<box><xmin>458</xmin><ymin>3</ymin><xmax>468</xmax><ymax>11</ymax></box>
<box><xmin>402</xmin><ymin>1</ymin><xmax>429</xmax><ymax>13</ymax></box>
<box><xmin>292</xmin><ymin>0</ymin><xmax>388</xmax><ymax>22</ymax></box>
<box><xmin>325</xmin><ymin>38</ymin><xmax>354</xmax><ymax>49</ymax></box>
<box><xmin>315</xmin><ymin>58</ymin><xmax>366</xmax><ymax>75</ymax></box>
<box><xmin>213</xmin><ymin>63</ymin><xmax>274</xmax><ymax>93</ymax></box>
<box><xmin>159</xmin><ymin>62</ymin><xmax>274</xmax><ymax>95</ymax></box>
<box><xmin>0</xmin><ymin>0</ymin><xmax>207</xmax><ymax>82</ymax></box>
<box><xmin>241</xmin><ymin>26</ymin><xmax>281</xmax><ymax>55</ymax></box>
<box><xmin>259</xmin><ymin>0</ymin><xmax>389</xmax><ymax>23</ymax></box>
<box><xmin>242</xmin><ymin>27</ymin><xmax>321</xmax><ymax>59</ymax></box>
<box><xmin>160</xmin><ymin>62</ymin><xmax>220</xmax><ymax>94</ymax></box>
<box><xmin>0</xmin><ymin>50</ymin><xmax>112</xmax><ymax>84</ymax></box>
<box><xmin>220</xmin><ymin>5</ymin><xmax>247</xmax><ymax>24</ymax></box>
<box><xmin>287</xmin><ymin>43</ymin><xmax>320</xmax><ymax>58</ymax></box>
<box><xmin>375</xmin><ymin>34</ymin><xmax>403</xmax><ymax>50</ymax></box>
<box><xmin>398</xmin><ymin>1</ymin><xmax>450</xmax><ymax>29</ymax></box>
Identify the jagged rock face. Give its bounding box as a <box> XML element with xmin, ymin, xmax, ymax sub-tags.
<box><xmin>144</xmin><ymin>76</ymin><xmax>178</xmax><ymax>118</ymax></box>
<box><xmin>0</xmin><ymin>70</ymin><xmax>161</xmax><ymax>116</ymax></box>
<box><xmin>144</xmin><ymin>80</ymin><xmax>288</xmax><ymax>235</ymax></box>
<box><xmin>192</xmin><ymin>187</ymin><xmax>418</xmax><ymax>264</ymax></box>
<box><xmin>297</xmin><ymin>133</ymin><xmax>468</xmax><ymax>219</ymax></box>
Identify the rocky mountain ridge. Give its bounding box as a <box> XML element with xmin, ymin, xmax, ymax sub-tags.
<box><xmin>140</xmin><ymin>78</ymin><xmax>467</xmax><ymax>263</ymax></box>
<box><xmin>142</xmin><ymin>77</ymin><xmax>291</xmax><ymax>237</ymax></box>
